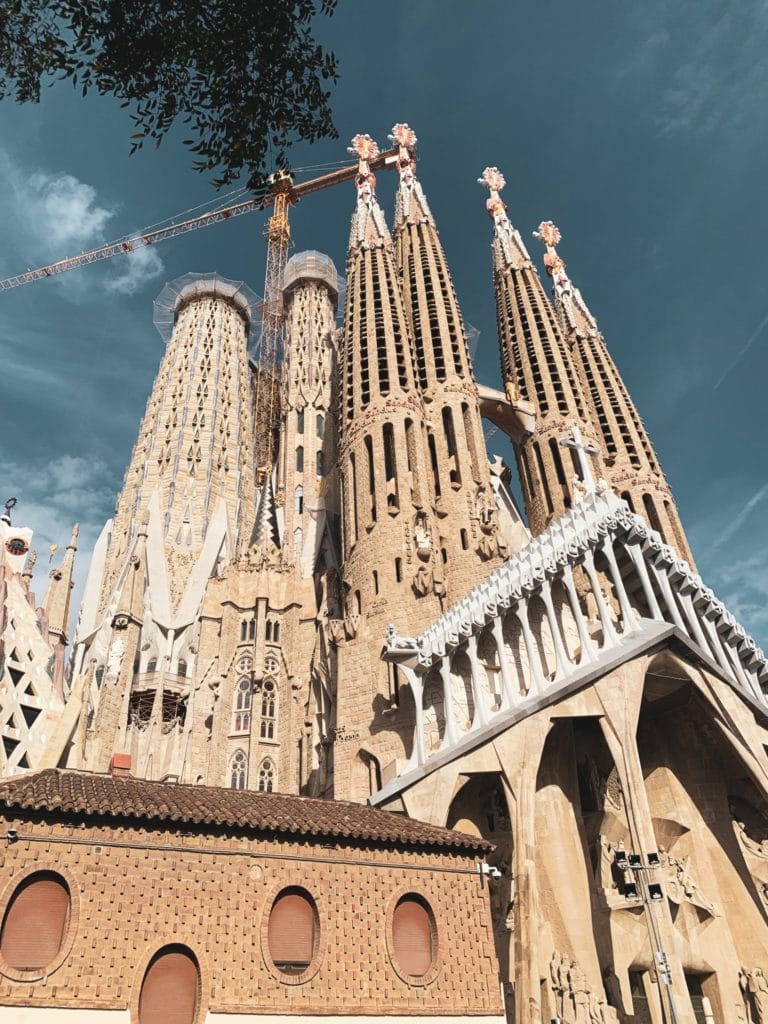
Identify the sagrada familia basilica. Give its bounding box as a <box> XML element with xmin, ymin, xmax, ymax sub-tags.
<box><xmin>1</xmin><ymin>125</ymin><xmax>767</xmax><ymax>1024</ymax></box>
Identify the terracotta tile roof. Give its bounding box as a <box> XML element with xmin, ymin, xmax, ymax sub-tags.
<box><xmin>0</xmin><ymin>769</ymin><xmax>490</xmax><ymax>854</ymax></box>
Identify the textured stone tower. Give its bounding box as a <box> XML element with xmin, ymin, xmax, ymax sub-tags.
<box><xmin>480</xmin><ymin>168</ymin><xmax>602</xmax><ymax>535</ymax></box>
<box><xmin>67</xmin><ymin>274</ymin><xmax>258</xmax><ymax>780</ymax></box>
<box><xmin>276</xmin><ymin>250</ymin><xmax>340</xmax><ymax>578</ymax></box>
<box><xmin>336</xmin><ymin>135</ymin><xmax>443</xmax><ymax>801</ymax></box>
<box><xmin>534</xmin><ymin>221</ymin><xmax>695</xmax><ymax>565</ymax></box>
<box><xmin>391</xmin><ymin>125</ymin><xmax>507</xmax><ymax>600</ymax></box>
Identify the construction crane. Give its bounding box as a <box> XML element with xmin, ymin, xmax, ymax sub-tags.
<box><xmin>0</xmin><ymin>144</ymin><xmax>401</xmax><ymax>476</ymax></box>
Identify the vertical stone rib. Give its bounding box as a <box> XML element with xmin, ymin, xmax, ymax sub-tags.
<box><xmin>534</xmin><ymin>220</ymin><xmax>695</xmax><ymax>566</ymax></box>
<box><xmin>480</xmin><ymin>169</ymin><xmax>601</xmax><ymax>535</ymax></box>
<box><xmin>390</xmin><ymin>125</ymin><xmax>509</xmax><ymax>599</ymax></box>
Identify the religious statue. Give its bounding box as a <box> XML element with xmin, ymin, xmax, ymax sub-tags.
<box><xmin>742</xmin><ymin>967</ymin><xmax>768</xmax><ymax>1024</ymax></box>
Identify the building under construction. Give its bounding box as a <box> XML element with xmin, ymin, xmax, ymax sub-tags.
<box><xmin>1</xmin><ymin>125</ymin><xmax>768</xmax><ymax>1024</ymax></box>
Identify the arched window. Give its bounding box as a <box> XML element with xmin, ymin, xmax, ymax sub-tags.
<box><xmin>316</xmin><ymin>413</ymin><xmax>324</xmax><ymax>439</ymax></box>
<box><xmin>230</xmin><ymin>749</ymin><xmax>247</xmax><ymax>789</ymax></box>
<box><xmin>240</xmin><ymin>619</ymin><xmax>247</xmax><ymax>642</ymax></box>
<box><xmin>266</xmin><ymin>620</ymin><xmax>273</xmax><ymax>641</ymax></box>
<box><xmin>177</xmin><ymin>660</ymin><xmax>187</xmax><ymax>678</ymax></box>
<box><xmin>296</xmin><ymin>409</ymin><xmax>304</xmax><ymax>434</ymax></box>
<box><xmin>267</xmin><ymin>889</ymin><xmax>317</xmax><ymax>975</ymax></box>
<box><xmin>258</xmin><ymin>758</ymin><xmax>275</xmax><ymax>792</ymax></box>
<box><xmin>392</xmin><ymin>895</ymin><xmax>435</xmax><ymax>978</ymax></box>
<box><xmin>316</xmin><ymin>450</ymin><xmax>324</xmax><ymax>477</ymax></box>
<box><xmin>147</xmin><ymin>659</ymin><xmax>157</xmax><ymax>674</ymax></box>
<box><xmin>295</xmin><ymin>486</ymin><xmax>303</xmax><ymax>516</ymax></box>
<box><xmin>273</xmin><ymin>622</ymin><xmax>280</xmax><ymax>643</ymax></box>
<box><xmin>248</xmin><ymin>619</ymin><xmax>255</xmax><ymax>640</ymax></box>
<box><xmin>236</xmin><ymin>678</ymin><xmax>251</xmax><ymax>711</ymax></box>
<box><xmin>0</xmin><ymin>872</ymin><xmax>71</xmax><ymax>971</ymax></box>
<box><xmin>237</xmin><ymin>655</ymin><xmax>252</xmax><ymax>673</ymax></box>
<box><xmin>296</xmin><ymin>446</ymin><xmax>304</xmax><ymax>473</ymax></box>
<box><xmin>138</xmin><ymin>945</ymin><xmax>200</xmax><ymax>1024</ymax></box>
<box><xmin>260</xmin><ymin>681</ymin><xmax>276</xmax><ymax>740</ymax></box>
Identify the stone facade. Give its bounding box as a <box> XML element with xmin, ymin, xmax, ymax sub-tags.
<box><xmin>2</xmin><ymin>123</ymin><xmax>767</xmax><ymax>1024</ymax></box>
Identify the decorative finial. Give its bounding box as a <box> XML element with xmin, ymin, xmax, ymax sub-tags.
<box><xmin>478</xmin><ymin>168</ymin><xmax>510</xmax><ymax>227</ymax></box>
<box><xmin>533</xmin><ymin>220</ymin><xmax>571</xmax><ymax>294</ymax></box>
<box><xmin>2</xmin><ymin>496</ymin><xmax>17</xmax><ymax>525</ymax></box>
<box><xmin>348</xmin><ymin>134</ymin><xmax>380</xmax><ymax>203</ymax></box>
<box><xmin>390</xmin><ymin>123</ymin><xmax>417</xmax><ymax>186</ymax></box>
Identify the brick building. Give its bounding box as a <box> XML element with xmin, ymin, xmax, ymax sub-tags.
<box><xmin>0</xmin><ymin>767</ymin><xmax>503</xmax><ymax>1023</ymax></box>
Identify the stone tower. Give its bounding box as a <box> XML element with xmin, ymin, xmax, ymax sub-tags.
<box><xmin>391</xmin><ymin>125</ymin><xmax>507</xmax><ymax>600</ymax></box>
<box><xmin>534</xmin><ymin>220</ymin><xmax>695</xmax><ymax>565</ymax></box>
<box><xmin>479</xmin><ymin>168</ymin><xmax>602</xmax><ymax>535</ymax></box>
<box><xmin>276</xmin><ymin>250</ymin><xmax>340</xmax><ymax>578</ymax></box>
<box><xmin>335</xmin><ymin>134</ymin><xmax>443</xmax><ymax>801</ymax></box>
<box><xmin>67</xmin><ymin>274</ymin><xmax>258</xmax><ymax>780</ymax></box>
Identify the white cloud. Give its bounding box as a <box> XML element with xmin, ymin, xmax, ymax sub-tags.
<box><xmin>0</xmin><ymin>147</ymin><xmax>164</xmax><ymax>295</ymax></box>
<box><xmin>621</xmin><ymin>4</ymin><xmax>768</xmax><ymax>138</ymax></box>
<box><xmin>710</xmin><ymin>482</ymin><xmax>768</xmax><ymax>552</ymax></box>
<box><xmin>105</xmin><ymin>242</ymin><xmax>165</xmax><ymax>296</ymax></box>
<box><xmin>26</xmin><ymin>171</ymin><xmax>113</xmax><ymax>250</ymax></box>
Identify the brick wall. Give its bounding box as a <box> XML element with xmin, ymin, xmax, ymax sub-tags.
<box><xmin>0</xmin><ymin>813</ymin><xmax>503</xmax><ymax>1018</ymax></box>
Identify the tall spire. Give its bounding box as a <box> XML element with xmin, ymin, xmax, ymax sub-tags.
<box><xmin>390</xmin><ymin>124</ymin><xmax>512</xmax><ymax>596</ymax></box>
<box><xmin>42</xmin><ymin>522</ymin><xmax>78</xmax><ymax>649</ymax></box>
<box><xmin>336</xmin><ymin>133</ymin><xmax>443</xmax><ymax>802</ymax></box>
<box><xmin>479</xmin><ymin>168</ymin><xmax>602</xmax><ymax>534</ymax></box>
<box><xmin>533</xmin><ymin>221</ymin><xmax>695</xmax><ymax>564</ymax></box>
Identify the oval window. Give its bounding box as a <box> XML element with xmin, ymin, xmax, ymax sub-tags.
<box><xmin>139</xmin><ymin>945</ymin><xmax>199</xmax><ymax>1024</ymax></box>
<box><xmin>0</xmin><ymin>871</ymin><xmax>70</xmax><ymax>971</ymax></box>
<box><xmin>268</xmin><ymin>889</ymin><xmax>317</xmax><ymax>975</ymax></box>
<box><xmin>392</xmin><ymin>895</ymin><xmax>435</xmax><ymax>978</ymax></box>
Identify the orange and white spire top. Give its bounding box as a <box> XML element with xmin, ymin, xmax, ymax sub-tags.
<box><xmin>390</xmin><ymin>123</ymin><xmax>433</xmax><ymax>227</ymax></box>
<box><xmin>478</xmin><ymin>167</ymin><xmax>532</xmax><ymax>270</ymax></box>
<box><xmin>533</xmin><ymin>220</ymin><xmax>597</xmax><ymax>338</ymax></box>
<box><xmin>347</xmin><ymin>134</ymin><xmax>391</xmax><ymax>249</ymax></box>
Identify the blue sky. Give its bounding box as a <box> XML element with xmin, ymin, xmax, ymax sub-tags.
<box><xmin>0</xmin><ymin>0</ymin><xmax>766</xmax><ymax>646</ymax></box>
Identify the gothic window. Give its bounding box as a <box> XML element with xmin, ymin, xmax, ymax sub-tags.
<box><xmin>240</xmin><ymin>619</ymin><xmax>247</xmax><ymax>642</ymax></box>
<box><xmin>260</xmin><ymin>681</ymin><xmax>277</xmax><ymax>740</ymax></box>
<box><xmin>95</xmin><ymin>666</ymin><xmax>104</xmax><ymax>687</ymax></box>
<box><xmin>237</xmin><ymin>655</ymin><xmax>252</xmax><ymax>673</ymax></box>
<box><xmin>296</xmin><ymin>446</ymin><xmax>304</xmax><ymax>473</ymax></box>
<box><xmin>316</xmin><ymin>413</ymin><xmax>324</xmax><ymax>439</ymax></box>
<box><xmin>295</xmin><ymin>486</ymin><xmax>304</xmax><ymax>515</ymax></box>
<box><xmin>248</xmin><ymin>619</ymin><xmax>255</xmax><ymax>640</ymax></box>
<box><xmin>365</xmin><ymin>434</ymin><xmax>377</xmax><ymax>522</ymax></box>
<box><xmin>264</xmin><ymin>655</ymin><xmax>279</xmax><ymax>675</ymax></box>
<box><xmin>258</xmin><ymin>758</ymin><xmax>275</xmax><ymax>792</ymax></box>
<box><xmin>273</xmin><ymin>623</ymin><xmax>280</xmax><ymax>643</ymax></box>
<box><xmin>147</xmin><ymin>659</ymin><xmax>157</xmax><ymax>674</ymax></box>
<box><xmin>266</xmin><ymin>620</ymin><xmax>273</xmax><ymax>642</ymax></box>
<box><xmin>297</xmin><ymin>409</ymin><xmax>304</xmax><ymax>434</ymax></box>
<box><xmin>230</xmin><ymin>749</ymin><xmax>247</xmax><ymax>789</ymax></box>
<box><xmin>177</xmin><ymin>660</ymin><xmax>187</xmax><ymax>678</ymax></box>
<box><xmin>316</xmin><ymin>450</ymin><xmax>324</xmax><ymax>477</ymax></box>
